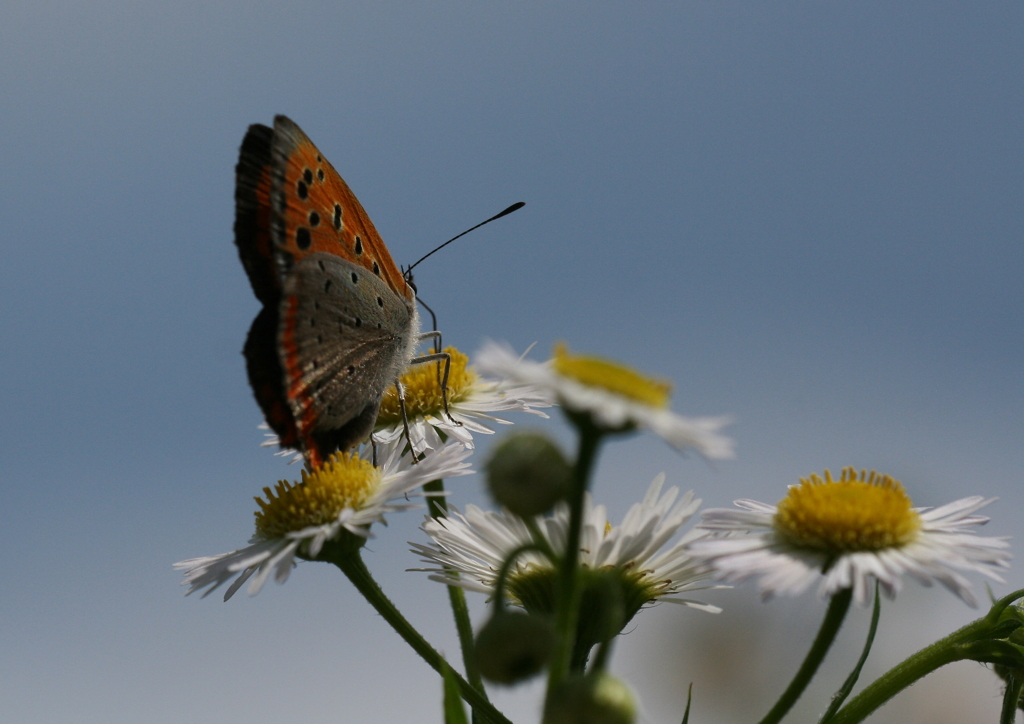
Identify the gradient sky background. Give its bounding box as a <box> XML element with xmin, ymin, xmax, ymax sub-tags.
<box><xmin>2</xmin><ymin>2</ymin><xmax>1021</xmax><ymax>723</ymax></box>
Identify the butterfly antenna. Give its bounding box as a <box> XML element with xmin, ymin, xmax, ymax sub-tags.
<box><xmin>404</xmin><ymin>202</ymin><xmax>525</xmax><ymax>278</ymax></box>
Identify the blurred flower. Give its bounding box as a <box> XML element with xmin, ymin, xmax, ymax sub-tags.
<box><xmin>175</xmin><ymin>439</ymin><xmax>472</xmax><ymax>601</ymax></box>
<box><xmin>373</xmin><ymin>346</ymin><xmax>552</xmax><ymax>455</ymax></box>
<box><xmin>476</xmin><ymin>341</ymin><xmax>733</xmax><ymax>459</ymax></box>
<box><xmin>688</xmin><ymin>467</ymin><xmax>1011</xmax><ymax>606</ymax></box>
<box><xmin>413</xmin><ymin>474</ymin><xmax>722</xmax><ymax>617</ymax></box>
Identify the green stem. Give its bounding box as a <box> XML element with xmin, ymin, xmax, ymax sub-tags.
<box><xmin>819</xmin><ymin>584</ymin><xmax>882</xmax><ymax>723</ymax></box>
<box><xmin>324</xmin><ymin>547</ymin><xmax>512</xmax><ymax>724</ymax></box>
<box><xmin>1000</xmin><ymin>672</ymin><xmax>1023</xmax><ymax>724</ymax></box>
<box><xmin>524</xmin><ymin>518</ymin><xmax>558</xmax><ymax>563</ymax></box>
<box><xmin>826</xmin><ymin>618</ymin><xmax>988</xmax><ymax>724</ymax></box>
<box><xmin>758</xmin><ymin>588</ymin><xmax>853</xmax><ymax>724</ymax></box>
<box><xmin>589</xmin><ymin>636</ymin><xmax>614</xmax><ymax>674</ymax></box>
<box><xmin>493</xmin><ymin>543</ymin><xmax>554</xmax><ymax>608</ymax></box>
<box><xmin>424</xmin><ymin>478</ymin><xmax>487</xmax><ymax>699</ymax></box>
<box><xmin>547</xmin><ymin>423</ymin><xmax>603</xmax><ymax>688</ymax></box>
<box><xmin>828</xmin><ymin>587</ymin><xmax>1024</xmax><ymax>724</ymax></box>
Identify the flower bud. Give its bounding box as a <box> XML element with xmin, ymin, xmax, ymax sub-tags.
<box><xmin>486</xmin><ymin>432</ymin><xmax>571</xmax><ymax>517</ymax></box>
<box><xmin>576</xmin><ymin>569</ymin><xmax>627</xmax><ymax>648</ymax></box>
<box><xmin>543</xmin><ymin>673</ymin><xmax>637</xmax><ymax>724</ymax></box>
<box><xmin>474</xmin><ymin>611</ymin><xmax>555</xmax><ymax>684</ymax></box>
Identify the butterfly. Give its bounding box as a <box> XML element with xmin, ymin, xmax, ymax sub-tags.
<box><xmin>234</xmin><ymin>115</ymin><xmax>438</xmax><ymax>468</ymax></box>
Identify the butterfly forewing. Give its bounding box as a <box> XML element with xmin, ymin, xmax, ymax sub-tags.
<box><xmin>268</xmin><ymin>116</ymin><xmax>413</xmax><ymax>303</ymax></box>
<box><xmin>234</xmin><ymin>124</ymin><xmax>278</xmax><ymax>305</ymax></box>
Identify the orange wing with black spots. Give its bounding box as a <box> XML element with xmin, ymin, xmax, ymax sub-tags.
<box><xmin>267</xmin><ymin>116</ymin><xmax>415</xmax><ymax>304</ymax></box>
<box><xmin>234</xmin><ymin>116</ymin><xmax>420</xmax><ymax>467</ymax></box>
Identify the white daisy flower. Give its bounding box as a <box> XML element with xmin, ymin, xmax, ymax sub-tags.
<box><xmin>258</xmin><ymin>422</ymin><xmax>304</xmax><ymax>464</ymax></box>
<box><xmin>413</xmin><ymin>474</ymin><xmax>723</xmax><ymax>619</ymax></box>
<box><xmin>373</xmin><ymin>346</ymin><xmax>552</xmax><ymax>455</ymax></box>
<box><xmin>475</xmin><ymin>341</ymin><xmax>734</xmax><ymax>460</ymax></box>
<box><xmin>175</xmin><ymin>439</ymin><xmax>473</xmax><ymax>601</ymax></box>
<box><xmin>687</xmin><ymin>467</ymin><xmax>1011</xmax><ymax>607</ymax></box>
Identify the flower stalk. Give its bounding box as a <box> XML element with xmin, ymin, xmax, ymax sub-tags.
<box><xmin>758</xmin><ymin>588</ymin><xmax>853</xmax><ymax>724</ymax></box>
<box><xmin>1000</xmin><ymin>672</ymin><xmax>1023</xmax><ymax>724</ymax></box>
<box><xmin>423</xmin><ymin>477</ymin><xmax>487</xmax><ymax>699</ymax></box>
<box><xmin>548</xmin><ymin>418</ymin><xmax>604</xmax><ymax>687</ymax></box>
<box><xmin>318</xmin><ymin>542</ymin><xmax>512</xmax><ymax>724</ymax></box>
<box><xmin>828</xmin><ymin>588</ymin><xmax>1024</xmax><ymax>724</ymax></box>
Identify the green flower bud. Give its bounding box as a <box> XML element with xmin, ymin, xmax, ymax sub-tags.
<box><xmin>486</xmin><ymin>432</ymin><xmax>571</xmax><ymax>517</ymax></box>
<box><xmin>543</xmin><ymin>673</ymin><xmax>637</xmax><ymax>724</ymax></box>
<box><xmin>576</xmin><ymin>569</ymin><xmax>627</xmax><ymax>648</ymax></box>
<box><xmin>474</xmin><ymin>611</ymin><xmax>556</xmax><ymax>685</ymax></box>
<box><xmin>509</xmin><ymin>566</ymin><xmax>654</xmax><ymax>668</ymax></box>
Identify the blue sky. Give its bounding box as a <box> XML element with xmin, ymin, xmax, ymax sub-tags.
<box><xmin>1</xmin><ymin>2</ymin><xmax>1021</xmax><ymax>722</ymax></box>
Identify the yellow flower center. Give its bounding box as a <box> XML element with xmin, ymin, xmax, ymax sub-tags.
<box><xmin>552</xmin><ymin>343</ymin><xmax>671</xmax><ymax>408</ymax></box>
<box><xmin>774</xmin><ymin>467</ymin><xmax>921</xmax><ymax>553</ymax></box>
<box><xmin>377</xmin><ymin>347</ymin><xmax>476</xmax><ymax>426</ymax></box>
<box><xmin>253</xmin><ymin>451</ymin><xmax>380</xmax><ymax>539</ymax></box>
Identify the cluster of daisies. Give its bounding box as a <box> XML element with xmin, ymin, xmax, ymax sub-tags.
<box><xmin>177</xmin><ymin>341</ymin><xmax>1010</xmax><ymax>617</ymax></box>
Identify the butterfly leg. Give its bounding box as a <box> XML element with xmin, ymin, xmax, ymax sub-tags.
<box><xmin>410</xmin><ymin>350</ymin><xmax>462</xmax><ymax>427</ymax></box>
<box><xmin>394</xmin><ymin>380</ymin><xmax>427</xmax><ymax>462</ymax></box>
<box><xmin>416</xmin><ymin>330</ymin><xmax>449</xmax><ymax>412</ymax></box>
<box><xmin>417</xmin><ymin>330</ymin><xmax>443</xmax><ymax>355</ymax></box>
<box><xmin>414</xmin><ymin>332</ymin><xmax>461</xmax><ymax>426</ymax></box>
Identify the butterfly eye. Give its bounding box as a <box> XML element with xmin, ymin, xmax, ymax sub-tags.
<box><xmin>406</xmin><ymin>274</ymin><xmax>418</xmax><ymax>294</ymax></box>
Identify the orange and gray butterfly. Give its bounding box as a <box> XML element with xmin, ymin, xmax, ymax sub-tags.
<box><xmin>234</xmin><ymin>116</ymin><xmax>419</xmax><ymax>467</ymax></box>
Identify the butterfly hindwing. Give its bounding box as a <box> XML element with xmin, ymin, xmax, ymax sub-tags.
<box><xmin>279</xmin><ymin>253</ymin><xmax>417</xmax><ymax>451</ymax></box>
<box><xmin>243</xmin><ymin>305</ymin><xmax>301</xmax><ymax>449</ymax></box>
